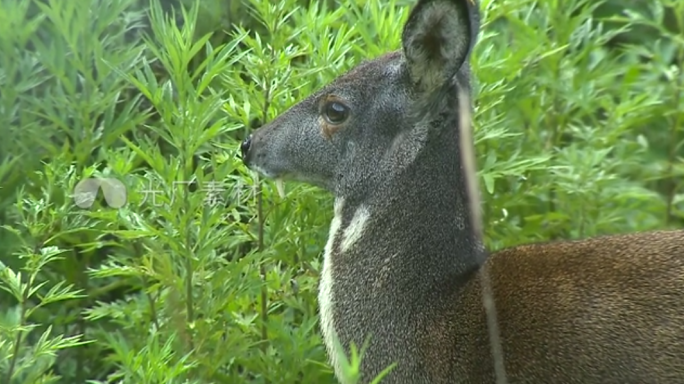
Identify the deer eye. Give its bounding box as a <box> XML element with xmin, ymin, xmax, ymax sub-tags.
<box><xmin>323</xmin><ymin>101</ymin><xmax>349</xmax><ymax>125</ymax></box>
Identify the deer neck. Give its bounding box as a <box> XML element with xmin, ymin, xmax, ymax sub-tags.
<box><xmin>318</xmin><ymin>124</ymin><xmax>483</xmax><ymax>381</ymax></box>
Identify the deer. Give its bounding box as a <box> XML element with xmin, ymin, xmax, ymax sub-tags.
<box><xmin>239</xmin><ymin>0</ymin><xmax>684</xmax><ymax>382</ymax></box>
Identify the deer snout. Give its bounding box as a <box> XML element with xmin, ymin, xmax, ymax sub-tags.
<box><xmin>240</xmin><ymin>135</ymin><xmax>252</xmax><ymax>161</ymax></box>
<box><xmin>239</xmin><ymin>133</ymin><xmax>275</xmax><ymax>176</ymax></box>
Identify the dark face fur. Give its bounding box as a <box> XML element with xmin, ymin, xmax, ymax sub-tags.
<box><xmin>240</xmin><ymin>53</ymin><xmax>411</xmax><ymax>194</ymax></box>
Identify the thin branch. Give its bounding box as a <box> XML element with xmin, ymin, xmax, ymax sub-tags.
<box><xmin>458</xmin><ymin>87</ymin><xmax>508</xmax><ymax>384</ymax></box>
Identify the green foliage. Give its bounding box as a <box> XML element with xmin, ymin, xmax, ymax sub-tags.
<box><xmin>0</xmin><ymin>0</ymin><xmax>682</xmax><ymax>382</ymax></box>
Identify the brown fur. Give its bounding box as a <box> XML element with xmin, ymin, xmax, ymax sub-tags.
<box><xmin>423</xmin><ymin>230</ymin><xmax>684</xmax><ymax>383</ymax></box>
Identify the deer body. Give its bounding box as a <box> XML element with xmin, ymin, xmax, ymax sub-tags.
<box><xmin>240</xmin><ymin>0</ymin><xmax>684</xmax><ymax>382</ymax></box>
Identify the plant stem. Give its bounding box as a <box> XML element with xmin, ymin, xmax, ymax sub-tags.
<box><xmin>665</xmin><ymin>8</ymin><xmax>684</xmax><ymax>225</ymax></box>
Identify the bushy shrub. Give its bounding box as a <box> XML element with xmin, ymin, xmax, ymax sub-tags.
<box><xmin>0</xmin><ymin>0</ymin><xmax>682</xmax><ymax>383</ymax></box>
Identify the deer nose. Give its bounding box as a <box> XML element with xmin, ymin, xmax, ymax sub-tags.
<box><xmin>240</xmin><ymin>135</ymin><xmax>252</xmax><ymax>161</ymax></box>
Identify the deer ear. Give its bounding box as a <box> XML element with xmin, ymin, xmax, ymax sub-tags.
<box><xmin>402</xmin><ymin>0</ymin><xmax>479</xmax><ymax>93</ymax></box>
